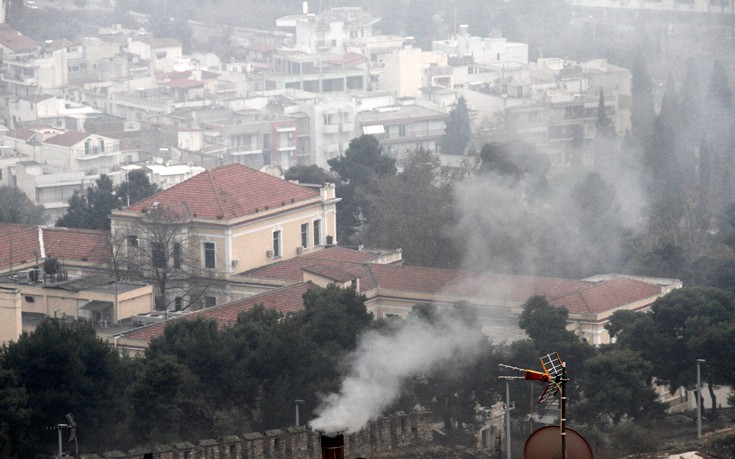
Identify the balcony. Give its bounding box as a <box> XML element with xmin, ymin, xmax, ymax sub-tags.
<box><xmin>1</xmin><ymin>74</ymin><xmax>39</xmax><ymax>86</ymax></box>
<box><xmin>323</xmin><ymin>123</ymin><xmax>339</xmax><ymax>134</ymax></box>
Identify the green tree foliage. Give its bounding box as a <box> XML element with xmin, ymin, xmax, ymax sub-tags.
<box><xmin>611</xmin><ymin>287</ymin><xmax>735</xmax><ymax>413</ymax></box>
<box><xmin>576</xmin><ymin>349</ymin><xmax>664</xmax><ymax>426</ymax></box>
<box><xmin>595</xmin><ymin>89</ymin><xmax>615</xmax><ymax>140</ymax></box>
<box><xmin>478</xmin><ymin>142</ymin><xmax>550</xmax><ymax>189</ymax></box>
<box><xmin>439</xmin><ymin>97</ymin><xmax>472</xmax><ymax>156</ymax></box>
<box><xmin>57</xmin><ymin>175</ymin><xmax>117</xmax><ymax>230</ymax></box>
<box><xmin>0</xmin><ymin>186</ymin><xmax>45</xmax><ymax>224</ymax></box>
<box><xmin>328</xmin><ymin>135</ymin><xmax>396</xmax><ymax>244</ymax></box>
<box><xmin>0</xmin><ymin>320</ymin><xmax>126</xmax><ymax>457</ymax></box>
<box><xmin>518</xmin><ymin>296</ymin><xmax>579</xmax><ymax>353</ymax></box>
<box><xmin>125</xmin><ymin>355</ymin><xmax>197</xmax><ymax>444</ymax></box>
<box><xmin>363</xmin><ymin>149</ymin><xmax>461</xmax><ymax>267</ymax></box>
<box><xmin>284</xmin><ymin>164</ymin><xmax>332</xmax><ymax>184</ymax></box>
<box><xmin>0</xmin><ymin>368</ymin><xmax>30</xmax><ymax>458</ymax></box>
<box><xmin>57</xmin><ymin>172</ymin><xmax>158</xmax><ymax>230</ymax></box>
<box><xmin>115</xmin><ymin>169</ymin><xmax>159</xmax><ymax>207</ymax></box>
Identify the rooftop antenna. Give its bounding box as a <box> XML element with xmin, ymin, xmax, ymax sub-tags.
<box><xmin>499</xmin><ymin>352</ymin><xmax>591</xmax><ymax>459</ymax></box>
<box><xmin>46</xmin><ymin>413</ymin><xmax>77</xmax><ymax>459</ymax></box>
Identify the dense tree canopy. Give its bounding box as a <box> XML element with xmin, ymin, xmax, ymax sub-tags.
<box><xmin>363</xmin><ymin>149</ymin><xmax>461</xmax><ymax>267</ymax></box>
<box><xmin>0</xmin><ymin>186</ymin><xmax>45</xmax><ymax>225</ymax></box>
<box><xmin>0</xmin><ymin>320</ymin><xmax>126</xmax><ymax>457</ymax></box>
<box><xmin>57</xmin><ymin>172</ymin><xmax>158</xmax><ymax>230</ymax></box>
<box><xmin>328</xmin><ymin>135</ymin><xmax>396</xmax><ymax>244</ymax></box>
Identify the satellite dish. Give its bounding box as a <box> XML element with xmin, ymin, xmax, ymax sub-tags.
<box><xmin>523</xmin><ymin>426</ymin><xmax>593</xmax><ymax>459</ymax></box>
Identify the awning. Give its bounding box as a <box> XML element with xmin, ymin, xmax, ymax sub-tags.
<box><xmin>80</xmin><ymin>300</ymin><xmax>113</xmax><ymax>312</ymax></box>
<box><xmin>362</xmin><ymin>124</ymin><xmax>385</xmax><ymax>135</ymax></box>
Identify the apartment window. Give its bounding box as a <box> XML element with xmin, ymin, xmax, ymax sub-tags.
<box><xmin>174</xmin><ymin>297</ymin><xmax>182</xmax><ymax>311</ymax></box>
<box><xmin>152</xmin><ymin>242</ymin><xmax>165</xmax><ymax>268</ymax></box>
<box><xmin>204</xmin><ymin>296</ymin><xmax>216</xmax><ymax>308</ymax></box>
<box><xmin>203</xmin><ymin>242</ymin><xmax>215</xmax><ymax>269</ymax></box>
<box><xmin>127</xmin><ymin>235</ymin><xmax>138</xmax><ymax>246</ymax></box>
<box><xmin>301</xmin><ymin>223</ymin><xmax>308</xmax><ymax>248</ymax></box>
<box><xmin>173</xmin><ymin>242</ymin><xmax>181</xmax><ymax>269</ymax></box>
<box><xmin>398</xmin><ymin>124</ymin><xmax>406</xmax><ymax>137</ymax></box>
<box><xmin>313</xmin><ymin>219</ymin><xmax>321</xmax><ymax>246</ymax></box>
<box><xmin>272</xmin><ymin>230</ymin><xmax>281</xmax><ymax>258</ymax></box>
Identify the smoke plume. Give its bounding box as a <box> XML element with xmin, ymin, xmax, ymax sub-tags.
<box><xmin>309</xmin><ymin>312</ymin><xmax>485</xmax><ymax>434</ymax></box>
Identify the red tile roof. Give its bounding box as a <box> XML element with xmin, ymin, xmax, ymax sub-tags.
<box><xmin>240</xmin><ymin>246</ymin><xmax>384</xmax><ymax>281</ymax></box>
<box><xmin>45</xmin><ymin>131</ymin><xmax>91</xmax><ymax>147</ymax></box>
<box><xmin>302</xmin><ymin>264</ymin><xmax>358</xmax><ymax>282</ymax></box>
<box><xmin>0</xmin><ymin>25</ymin><xmax>38</xmax><ymax>53</ymax></box>
<box><xmin>127</xmin><ymin>163</ymin><xmax>319</xmax><ymax>221</ymax></box>
<box><xmin>5</xmin><ymin>128</ymin><xmax>36</xmax><ymax>141</ymax></box>
<box><xmin>42</xmin><ymin>227</ymin><xmax>111</xmax><ymax>265</ymax></box>
<box><xmin>0</xmin><ymin>224</ymin><xmax>41</xmax><ymax>269</ymax></box>
<box><xmin>362</xmin><ymin>264</ymin><xmax>588</xmax><ymax>299</ymax></box>
<box><xmin>0</xmin><ymin>224</ymin><xmax>110</xmax><ymax>271</ymax></box>
<box><xmin>120</xmin><ymin>282</ymin><xmax>315</xmax><ymax>343</ymax></box>
<box><xmin>548</xmin><ymin>277</ymin><xmax>663</xmax><ymax>315</ymax></box>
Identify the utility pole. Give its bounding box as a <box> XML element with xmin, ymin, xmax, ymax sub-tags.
<box><xmin>505</xmin><ymin>379</ymin><xmax>512</xmax><ymax>459</ymax></box>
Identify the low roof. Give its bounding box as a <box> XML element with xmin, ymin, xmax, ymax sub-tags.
<box><xmin>0</xmin><ymin>224</ymin><xmax>110</xmax><ymax>271</ymax></box>
<box><xmin>240</xmin><ymin>246</ymin><xmax>385</xmax><ymax>280</ymax></box>
<box><xmin>549</xmin><ymin>277</ymin><xmax>663</xmax><ymax>315</ymax></box>
<box><xmin>126</xmin><ymin>163</ymin><xmax>320</xmax><ymax>221</ymax></box>
<box><xmin>119</xmin><ymin>282</ymin><xmax>315</xmax><ymax>343</ymax></box>
<box><xmin>249</xmin><ymin>256</ymin><xmax>668</xmax><ymax>317</ymax></box>
<box><xmin>0</xmin><ymin>25</ymin><xmax>38</xmax><ymax>53</ymax></box>
<box><xmin>45</xmin><ymin>131</ymin><xmax>92</xmax><ymax>147</ymax></box>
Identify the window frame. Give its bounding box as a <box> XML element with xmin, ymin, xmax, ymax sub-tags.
<box><xmin>272</xmin><ymin>229</ymin><xmax>281</xmax><ymax>258</ymax></box>
<box><xmin>203</xmin><ymin>242</ymin><xmax>216</xmax><ymax>269</ymax></box>
<box><xmin>300</xmin><ymin>223</ymin><xmax>309</xmax><ymax>248</ymax></box>
<box><xmin>313</xmin><ymin>219</ymin><xmax>321</xmax><ymax>247</ymax></box>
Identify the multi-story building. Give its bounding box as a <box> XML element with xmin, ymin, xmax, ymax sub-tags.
<box><xmin>13</xmin><ymin>161</ymin><xmax>93</xmax><ymax>224</ymax></box>
<box><xmin>110</xmin><ymin>163</ymin><xmax>339</xmax><ymax>310</ymax></box>
<box><xmin>277</xmin><ymin>6</ymin><xmax>380</xmax><ymax>55</ymax></box>
<box><xmin>356</xmin><ymin>100</ymin><xmax>449</xmax><ymax>161</ymax></box>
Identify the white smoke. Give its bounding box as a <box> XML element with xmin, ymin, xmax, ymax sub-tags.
<box><xmin>309</xmin><ymin>313</ymin><xmax>485</xmax><ymax>435</ymax></box>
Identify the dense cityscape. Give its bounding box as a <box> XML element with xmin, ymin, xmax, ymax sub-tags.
<box><xmin>1</xmin><ymin>1</ymin><xmax>735</xmax><ymax>458</ymax></box>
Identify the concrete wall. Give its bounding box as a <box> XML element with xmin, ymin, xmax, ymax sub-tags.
<box><xmin>0</xmin><ymin>286</ymin><xmax>22</xmax><ymax>344</ymax></box>
<box><xmin>80</xmin><ymin>412</ymin><xmax>434</xmax><ymax>459</ymax></box>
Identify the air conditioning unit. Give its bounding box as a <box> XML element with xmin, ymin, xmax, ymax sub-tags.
<box><xmin>296</xmin><ymin>246</ymin><xmax>304</xmax><ymax>255</ymax></box>
<box><xmin>266</xmin><ymin>250</ymin><xmax>274</xmax><ymax>258</ymax></box>
<box><xmin>231</xmin><ymin>259</ymin><xmax>239</xmax><ymax>268</ymax></box>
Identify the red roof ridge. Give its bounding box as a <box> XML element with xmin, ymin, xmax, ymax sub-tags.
<box><xmin>206</xmin><ymin>169</ymin><xmax>226</xmax><ymax>219</ymax></box>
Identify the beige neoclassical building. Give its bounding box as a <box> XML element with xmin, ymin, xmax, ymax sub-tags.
<box><xmin>110</xmin><ymin>163</ymin><xmax>339</xmax><ymax>310</ymax></box>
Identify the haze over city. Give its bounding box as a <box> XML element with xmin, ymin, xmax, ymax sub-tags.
<box><xmin>0</xmin><ymin>1</ymin><xmax>735</xmax><ymax>458</ymax></box>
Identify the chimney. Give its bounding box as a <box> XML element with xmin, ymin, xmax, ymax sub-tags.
<box><xmin>320</xmin><ymin>433</ymin><xmax>344</xmax><ymax>459</ymax></box>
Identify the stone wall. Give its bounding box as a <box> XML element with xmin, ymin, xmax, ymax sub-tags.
<box><xmin>80</xmin><ymin>412</ymin><xmax>434</xmax><ymax>459</ymax></box>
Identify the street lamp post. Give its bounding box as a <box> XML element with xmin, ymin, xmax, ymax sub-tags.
<box><xmin>696</xmin><ymin>359</ymin><xmax>706</xmax><ymax>438</ymax></box>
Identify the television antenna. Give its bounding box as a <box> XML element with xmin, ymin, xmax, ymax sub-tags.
<box><xmin>499</xmin><ymin>352</ymin><xmax>590</xmax><ymax>459</ymax></box>
<box><xmin>46</xmin><ymin>413</ymin><xmax>77</xmax><ymax>458</ymax></box>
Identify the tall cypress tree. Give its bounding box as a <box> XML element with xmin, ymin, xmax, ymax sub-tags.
<box><xmin>439</xmin><ymin>97</ymin><xmax>472</xmax><ymax>156</ymax></box>
<box><xmin>630</xmin><ymin>51</ymin><xmax>656</xmax><ymax>144</ymax></box>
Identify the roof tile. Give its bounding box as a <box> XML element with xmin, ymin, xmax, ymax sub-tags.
<box><xmin>120</xmin><ymin>282</ymin><xmax>315</xmax><ymax>342</ymax></box>
<box><xmin>127</xmin><ymin>163</ymin><xmax>319</xmax><ymax>221</ymax></box>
